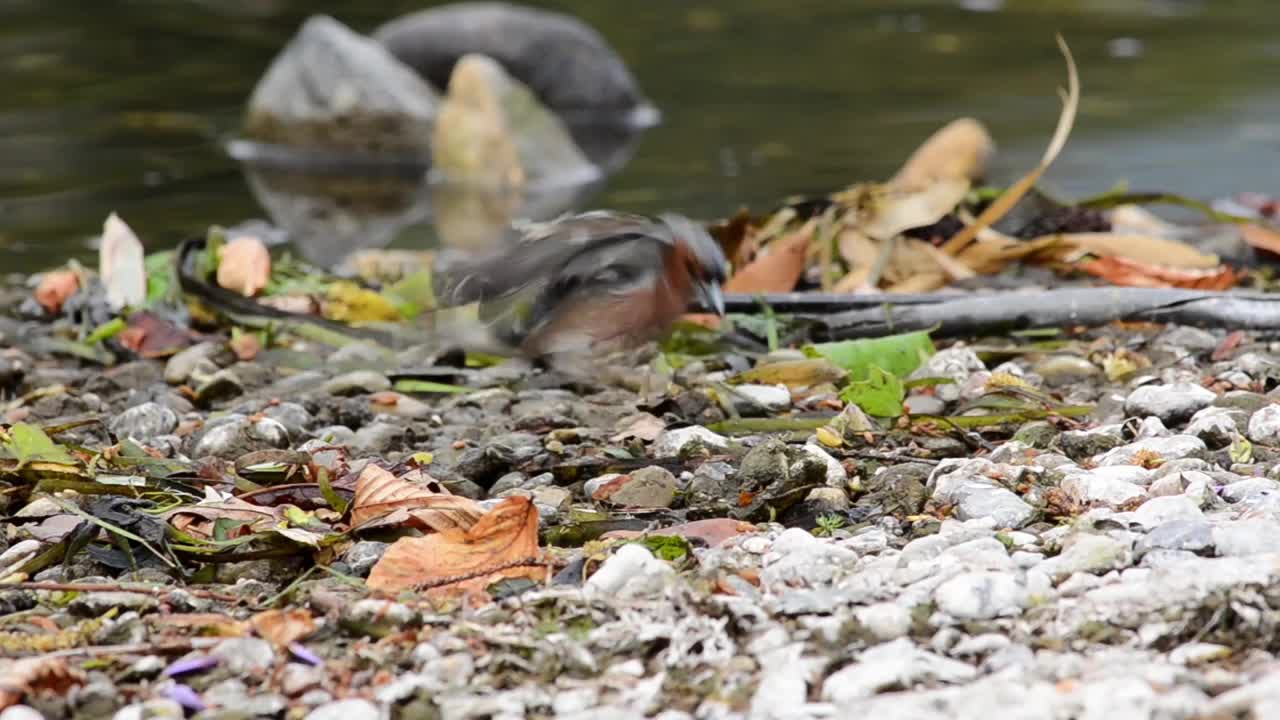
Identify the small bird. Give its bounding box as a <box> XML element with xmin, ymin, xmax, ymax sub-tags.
<box><xmin>432</xmin><ymin>210</ymin><xmax>728</xmax><ymax>369</ymax></box>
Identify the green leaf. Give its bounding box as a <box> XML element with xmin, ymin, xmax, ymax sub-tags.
<box><xmin>382</xmin><ymin>270</ymin><xmax>436</xmax><ymax>319</ymax></box>
<box><xmin>5</xmin><ymin>423</ymin><xmax>77</xmax><ymax>468</ymax></box>
<box><xmin>392</xmin><ymin>379</ymin><xmax>472</xmax><ymax>394</ymax></box>
<box><xmin>144</xmin><ymin>250</ymin><xmax>176</xmax><ymax>307</ymax></box>
<box><xmin>85</xmin><ymin>317</ymin><xmax>127</xmax><ymax>345</ymax></box>
<box><xmin>839</xmin><ymin>366</ymin><xmax>905</xmax><ymax>418</ymax></box>
<box><xmin>803</xmin><ymin>330</ymin><xmax>935</xmax><ymax>382</ymax></box>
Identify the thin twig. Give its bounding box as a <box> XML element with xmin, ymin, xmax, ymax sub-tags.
<box><xmin>2</xmin><ymin>581</ymin><xmax>243</xmax><ymax>603</ymax></box>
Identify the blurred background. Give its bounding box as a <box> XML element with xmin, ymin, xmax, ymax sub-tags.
<box><xmin>1</xmin><ymin>0</ymin><xmax>1278</xmax><ymax>272</ymax></box>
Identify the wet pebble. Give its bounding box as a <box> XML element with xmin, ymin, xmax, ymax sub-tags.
<box><xmin>108</xmin><ymin>402</ymin><xmax>178</xmax><ymax>444</ymax></box>
<box><xmin>164</xmin><ymin>342</ymin><xmax>227</xmax><ymax>385</ymax></box>
<box><xmin>323</xmin><ymin>370</ymin><xmax>391</xmax><ymax>396</ymax></box>
<box><xmin>586</xmin><ymin>544</ymin><xmax>675</xmax><ymax>599</ymax></box>
<box><xmin>341</xmin><ymin>541</ymin><xmax>389</xmax><ymax>576</ymax></box>
<box><xmin>189</xmin><ymin>415</ymin><xmax>290</xmax><ymax>459</ymax></box>
<box><xmin>590</xmin><ymin>466</ymin><xmax>677</xmax><ymax>508</ymax></box>
<box><xmin>1247</xmin><ymin>404</ymin><xmax>1280</xmax><ymax>445</ymax></box>
<box><xmin>652</xmin><ymin>425</ymin><xmax>729</xmax><ymax>457</ymax></box>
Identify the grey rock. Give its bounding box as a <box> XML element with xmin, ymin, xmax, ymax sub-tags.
<box><xmin>1136</xmin><ymin>520</ymin><xmax>1215</xmax><ymax>557</ymax></box>
<box><xmin>212</xmin><ymin>637</ymin><xmax>276</xmax><ymax>674</ymax></box>
<box><xmin>68</xmin><ymin>591</ymin><xmax>157</xmax><ymax>617</ymax></box>
<box><xmin>189</xmin><ymin>415</ymin><xmax>290</xmax><ymax>459</ymax></box>
<box><xmin>910</xmin><ymin>346</ymin><xmax>986</xmax><ymax>402</ymax></box>
<box><xmin>821</xmin><ymin>638</ymin><xmax>978</xmax><ymax>703</ymax></box>
<box><xmin>931</xmin><ymin>462</ymin><xmax>1034</xmax><ymax>529</ymax></box>
<box><xmin>1186</xmin><ymin>406</ymin><xmax>1244</xmax><ymax>448</ymax></box>
<box><xmin>311</xmin><ymin>425</ymin><xmax>357</xmax><ymax>446</ymax></box>
<box><xmin>652</xmin><ymin>426</ymin><xmax>729</xmax><ymax>457</ymax></box>
<box><xmin>328</xmin><ymin>341</ymin><xmax>396</xmax><ymax>370</ymax></box>
<box><xmin>1155</xmin><ymin>326</ymin><xmax>1218</xmax><ymax>352</ymax></box>
<box><xmin>800</xmin><ymin>443</ymin><xmax>847</xmax><ymax>487</ymax></box>
<box><xmin>1059</xmin><ymin>425</ymin><xmax>1124</xmax><ymax>460</ymax></box>
<box><xmin>1035</xmin><ymin>533</ymin><xmax>1130</xmax><ymax>581</ymax></box>
<box><xmin>324</xmin><ymin>370</ymin><xmax>392</xmax><ymax>396</ymax></box>
<box><xmin>934</xmin><ymin>571</ymin><xmax>1027</xmax><ymax>619</ymax></box>
<box><xmin>345</xmin><ymin>599</ymin><xmax>417</xmax><ymax>630</ymax></box>
<box><xmin>164</xmin><ymin>341</ymin><xmax>227</xmax><ymax>385</ymax></box>
<box><xmin>352</xmin><ymin>421</ymin><xmax>404</xmax><ymax>454</ymax></box>
<box><xmin>1248</xmin><ymin>404</ymin><xmax>1280</xmax><ymax>445</ymax></box>
<box><xmin>304</xmin><ymin>696</ymin><xmax>384</xmax><ymax>717</ymax></box>
<box><xmin>1133</xmin><ymin>415</ymin><xmax>1172</xmax><ymax>439</ymax></box>
<box><xmin>2</xmin><ymin>707</ymin><xmax>48</xmax><ymax>720</ymax></box>
<box><xmin>854</xmin><ymin>602</ymin><xmax>912</xmax><ymax>641</ymax></box>
<box><xmin>1033</xmin><ymin>354</ymin><xmax>1101</xmax><ymax>387</ymax></box>
<box><xmin>730</xmin><ymin>383</ymin><xmax>792</xmax><ymax>414</ymax></box>
<box><xmin>904</xmin><ymin>393</ymin><xmax>947</xmax><ymax>415</ymax></box>
<box><xmin>1012</xmin><ymin>420</ymin><xmax>1058</xmax><ymax>449</ymax></box>
<box><xmin>262</xmin><ymin>402</ymin><xmax>313</xmax><ymax>440</ymax></box>
<box><xmin>1126</xmin><ymin>384</ymin><xmax>1213</xmax><ymax>422</ymax></box>
<box><xmin>246</xmin><ymin>15</ymin><xmax>438</xmax><ymax>154</ymax></box>
<box><xmin>111</xmin><ymin>700</ymin><xmax>184</xmax><ymax>720</ymax></box>
<box><xmin>1095</xmin><ymin>435</ymin><xmax>1208</xmax><ymax>466</ymax></box>
<box><xmin>342</xmin><ymin>541</ymin><xmax>389</xmax><ymax>576</ymax></box>
<box><xmin>531</xmin><ymin>485</ymin><xmax>572</xmax><ymax>514</ymax></box>
<box><xmin>686</xmin><ymin>461</ymin><xmax>736</xmax><ymax>506</ymax></box>
<box><xmin>1211</xmin><ymin>520</ymin><xmax>1280</xmax><ymax>556</ymax></box>
<box><xmin>595</xmin><ymin>465</ymin><xmax>677</xmax><ymax>507</ymax></box>
<box><xmin>1213</xmin><ymin>390</ymin><xmax>1272</xmax><ymax>415</ymax></box>
<box><xmin>109</xmin><ymin>402</ymin><xmax>179</xmax><ymax>444</ymax></box>
<box><xmin>1222</xmin><ymin>478</ymin><xmax>1280</xmax><ymax>504</ymax></box>
<box><xmin>1126</xmin><ymin>495</ymin><xmax>1204</xmax><ymax>530</ymax></box>
<box><xmin>585</xmin><ymin>543</ymin><xmax>674</xmax><ymax>599</ymax></box>
<box><xmin>1061</xmin><ymin>470</ymin><xmax>1146</xmax><ymax>506</ymax></box>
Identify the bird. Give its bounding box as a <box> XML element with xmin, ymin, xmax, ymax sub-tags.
<box><xmin>431</xmin><ymin>210</ymin><xmax>728</xmax><ymax>370</ymax></box>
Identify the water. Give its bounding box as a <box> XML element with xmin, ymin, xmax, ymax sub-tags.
<box><xmin>2</xmin><ymin>0</ymin><xmax>1278</xmax><ymax>272</ymax></box>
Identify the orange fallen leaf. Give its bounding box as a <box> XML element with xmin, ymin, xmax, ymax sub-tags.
<box><xmin>1240</xmin><ymin>223</ymin><xmax>1280</xmax><ymax>257</ymax></box>
<box><xmin>366</xmin><ymin>495</ymin><xmax>545</xmax><ymax>597</ymax></box>
<box><xmin>601</xmin><ymin>518</ymin><xmax>757</xmax><ymax>547</ymax></box>
<box><xmin>891</xmin><ymin>117</ymin><xmax>994</xmax><ymax>190</ymax></box>
<box><xmin>229</xmin><ymin>332</ymin><xmax>261</xmax><ymax>361</ymax></box>
<box><xmin>34</xmin><ymin>270</ymin><xmax>80</xmax><ymax>314</ymax></box>
<box><xmin>0</xmin><ymin>656</ymin><xmax>84</xmax><ymax>711</ymax></box>
<box><xmin>217</xmin><ymin>235</ymin><xmax>272</xmax><ymax>297</ymax></box>
<box><xmin>250</xmin><ymin>608</ymin><xmax>316</xmax><ymax>647</ymax></box>
<box><xmin>1076</xmin><ymin>256</ymin><xmax>1240</xmax><ymax>290</ymax></box>
<box><xmin>684</xmin><ymin>221</ymin><xmax>814</xmax><ymax>328</ymax></box>
<box><xmin>350</xmin><ymin>464</ymin><xmax>483</xmax><ymax>533</ymax></box>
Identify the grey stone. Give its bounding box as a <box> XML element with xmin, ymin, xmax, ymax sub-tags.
<box><xmin>1213</xmin><ymin>390</ymin><xmax>1272</xmax><ymax>415</ymax></box>
<box><xmin>652</xmin><ymin>426</ymin><xmax>729</xmax><ymax>457</ymax></box>
<box><xmin>1125</xmin><ymin>382</ymin><xmax>1216</xmax><ymax>425</ymax></box>
<box><xmin>1059</xmin><ymin>425</ymin><xmax>1124</xmax><ymax>460</ymax></box>
<box><xmin>821</xmin><ymin>638</ymin><xmax>978</xmax><ymax>703</ymax></box>
<box><xmin>1211</xmin><ymin>520</ymin><xmax>1280</xmax><ymax>556</ymax></box>
<box><xmin>328</xmin><ymin>341</ymin><xmax>396</xmax><ymax>370</ymax></box>
<box><xmin>1061</xmin><ymin>471</ymin><xmax>1146</xmax><ymax>506</ymax></box>
<box><xmin>1035</xmin><ymin>533</ymin><xmax>1130</xmax><ymax>581</ymax></box>
<box><xmin>189</xmin><ymin>415</ymin><xmax>289</xmax><ymax>459</ymax></box>
<box><xmin>855</xmin><ymin>602</ymin><xmax>912</xmax><ymax>641</ymax></box>
<box><xmin>346</xmin><ymin>599</ymin><xmax>417</xmax><ymax>629</ymax></box>
<box><xmin>1155</xmin><ymin>326</ymin><xmax>1218</xmax><ymax>351</ymax></box>
<box><xmin>1095</xmin><ymin>435</ymin><xmax>1208</xmax><ymax>466</ymax></box>
<box><xmin>904</xmin><ymin>393</ymin><xmax>947</xmax><ymax>415</ymax></box>
<box><xmin>324</xmin><ymin>370</ymin><xmax>392</xmax><ymax>396</ymax></box>
<box><xmin>108</xmin><ymin>402</ymin><xmax>178</xmax><ymax>444</ymax></box>
<box><xmin>956</xmin><ymin>486</ymin><xmax>1034</xmax><ymax>529</ymax></box>
<box><xmin>212</xmin><ymin>637</ymin><xmax>276</xmax><ymax>674</ymax></box>
<box><xmin>164</xmin><ymin>341</ymin><xmax>227</xmax><ymax>385</ymax></box>
<box><xmin>352</xmin><ymin>421</ymin><xmax>404</xmax><ymax>454</ymax></box>
<box><xmin>1136</xmin><ymin>520</ymin><xmax>1215</xmax><ymax>557</ymax></box>
<box><xmin>262</xmin><ymin>402</ymin><xmax>313</xmax><ymax>440</ymax></box>
<box><xmin>68</xmin><ymin>591</ymin><xmax>157</xmax><ymax>616</ymax></box>
<box><xmin>341</xmin><ymin>541</ymin><xmax>389</xmax><ymax>576</ymax></box>
<box><xmin>1222</xmin><ymin>478</ymin><xmax>1280</xmax><ymax>504</ymax></box>
<box><xmin>910</xmin><ymin>346</ymin><xmax>986</xmax><ymax>402</ymax></box>
<box><xmin>934</xmin><ymin>571</ymin><xmax>1027</xmax><ymax>619</ymax></box>
<box><xmin>585</xmin><ymin>543</ymin><xmax>674</xmax><ymax>599</ymax></box>
<box><xmin>1033</xmin><ymin>354</ymin><xmax>1101</xmax><ymax>387</ymax></box>
<box><xmin>1248</xmin><ymin>404</ymin><xmax>1280</xmax><ymax>445</ymax></box>
<box><xmin>1126</xmin><ymin>495</ymin><xmax>1204</xmax><ymax>529</ymax></box>
<box><xmin>305</xmin><ymin>698</ymin><xmax>386</xmax><ymax>720</ymax></box>
<box><xmin>1186</xmin><ymin>406</ymin><xmax>1244</xmax><ymax>448</ymax></box>
<box><xmin>730</xmin><ymin>383</ymin><xmax>792</xmax><ymax>414</ymax></box>
<box><xmin>2</xmin><ymin>707</ymin><xmax>48</xmax><ymax>720</ymax></box>
<box><xmin>594</xmin><ymin>466</ymin><xmax>676</xmax><ymax>508</ymax></box>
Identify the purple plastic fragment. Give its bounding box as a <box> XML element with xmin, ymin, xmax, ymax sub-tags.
<box><xmin>161</xmin><ymin>655</ymin><xmax>219</xmax><ymax>677</ymax></box>
<box><xmin>289</xmin><ymin>642</ymin><xmax>323</xmax><ymax>666</ymax></box>
<box><xmin>165</xmin><ymin>684</ymin><xmax>206</xmax><ymax>712</ymax></box>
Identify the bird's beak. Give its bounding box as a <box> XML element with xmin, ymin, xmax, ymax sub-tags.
<box><xmin>697</xmin><ymin>280</ymin><xmax>726</xmax><ymax>316</ymax></box>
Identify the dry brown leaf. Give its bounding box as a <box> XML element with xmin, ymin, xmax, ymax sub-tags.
<box><xmin>941</xmin><ymin>35</ymin><xmax>1079</xmax><ymax>256</ymax></box>
<box><xmin>729</xmin><ymin>358</ymin><xmax>847</xmax><ymax>389</ymax></box>
<box><xmin>837</xmin><ymin>180</ymin><xmax>970</xmax><ymax>242</ymax></box>
<box><xmin>350</xmin><ymin>464</ymin><xmax>483</xmax><ymax>533</ymax></box>
<box><xmin>117</xmin><ymin>311</ymin><xmax>201</xmax><ymax>358</ymax></box>
<box><xmin>163</xmin><ymin>497</ymin><xmax>277</xmax><ymax>540</ymax></box>
<box><xmin>34</xmin><ymin>270</ymin><xmax>80</xmax><ymax>314</ymax></box>
<box><xmin>217</xmin><ymin>235</ymin><xmax>272</xmax><ymax>297</ymax></box>
<box><xmin>0</xmin><ymin>656</ymin><xmax>84</xmax><ymax>711</ymax></box>
<box><xmin>833</xmin><ymin>230</ymin><xmax>954</xmax><ymax>293</ymax></box>
<box><xmin>250</xmin><ymin>608</ymin><xmax>316</xmax><ymax>647</ymax></box>
<box><xmin>229</xmin><ymin>332</ymin><xmax>261</xmax><ymax>361</ymax></box>
<box><xmin>366</xmin><ymin>495</ymin><xmax>545</xmax><ymax>597</ymax></box>
<box><xmin>955</xmin><ymin>234</ymin><xmax>1063</xmax><ymax>275</ymax></box>
<box><xmin>1076</xmin><ymin>256</ymin><xmax>1240</xmax><ymax>290</ymax></box>
<box><xmin>1052</xmin><ymin>232</ymin><xmax>1221</xmax><ymax>269</ymax></box>
<box><xmin>723</xmin><ymin>220</ymin><xmax>814</xmax><ymax>294</ymax></box>
<box><xmin>611</xmin><ymin>413</ymin><xmax>666</xmax><ymax>443</ymax></box>
<box><xmin>891</xmin><ymin>117</ymin><xmax>995</xmax><ymax>190</ymax></box>
<box><xmin>1240</xmin><ymin>223</ymin><xmax>1280</xmax><ymax>257</ymax></box>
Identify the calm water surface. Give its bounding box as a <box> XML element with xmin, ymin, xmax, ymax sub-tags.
<box><xmin>1</xmin><ymin>0</ymin><xmax>1279</xmax><ymax>271</ymax></box>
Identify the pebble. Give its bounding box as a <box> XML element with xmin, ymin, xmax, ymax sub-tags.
<box><xmin>68</xmin><ymin>591</ymin><xmax>158</xmax><ymax>616</ymax></box>
<box><xmin>1124</xmin><ymin>382</ymin><xmax>1216</xmax><ymax>425</ymax></box>
<box><xmin>261</xmin><ymin>402</ymin><xmax>313</xmax><ymax>440</ymax></box>
<box><xmin>1247</xmin><ymin>404</ymin><xmax>1280</xmax><ymax>445</ymax></box>
<box><xmin>591</xmin><ymin>466</ymin><xmax>677</xmax><ymax>508</ymax></box>
<box><xmin>108</xmin><ymin>402</ymin><xmax>178</xmax><ymax>444</ymax></box>
<box><xmin>1136</xmin><ymin>520</ymin><xmax>1215</xmax><ymax>557</ymax></box>
<box><xmin>855</xmin><ymin>602</ymin><xmax>912</xmax><ymax>641</ymax></box>
<box><xmin>1061</xmin><ymin>472</ymin><xmax>1146</xmax><ymax>506</ymax></box>
<box><xmin>1211</xmin><ymin>520</ymin><xmax>1280</xmax><ymax>556</ymax></box>
<box><xmin>821</xmin><ymin>638</ymin><xmax>977</xmax><ymax>703</ymax></box>
<box><xmin>1126</xmin><ymin>495</ymin><xmax>1204</xmax><ymax>529</ymax></box>
<box><xmin>652</xmin><ymin>426</ymin><xmax>729</xmax><ymax>457</ymax></box>
<box><xmin>1035</xmin><ymin>534</ymin><xmax>1130</xmax><ymax>581</ymax></box>
<box><xmin>1185</xmin><ymin>406</ymin><xmax>1243</xmax><ymax>448</ymax></box>
<box><xmin>1095</xmin><ymin>435</ymin><xmax>1207</xmax><ymax>466</ymax></box>
<box><xmin>305</xmin><ymin>699</ymin><xmax>385</xmax><ymax>720</ymax></box>
<box><xmin>585</xmin><ymin>544</ymin><xmax>675</xmax><ymax>599</ymax></box>
<box><xmin>341</xmin><ymin>541</ymin><xmax>389</xmax><ymax>576</ymax></box>
<box><xmin>212</xmin><ymin>637</ymin><xmax>275</xmax><ymax>674</ymax></box>
<box><xmin>801</xmin><ymin>443</ymin><xmax>848</xmax><ymax>487</ymax></box>
<box><xmin>164</xmin><ymin>342</ymin><xmax>225</xmax><ymax>385</ymax></box>
<box><xmin>323</xmin><ymin>370</ymin><xmax>391</xmax><ymax>396</ymax></box>
<box><xmin>934</xmin><ymin>571</ymin><xmax>1027</xmax><ymax>620</ymax></box>
<box><xmin>188</xmin><ymin>415</ymin><xmax>289</xmax><ymax>459</ymax></box>
<box><xmin>730</xmin><ymin>383</ymin><xmax>792</xmax><ymax>413</ymax></box>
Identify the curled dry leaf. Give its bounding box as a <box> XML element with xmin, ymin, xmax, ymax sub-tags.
<box><xmin>600</xmin><ymin>518</ymin><xmax>757</xmax><ymax>547</ymax></box>
<box><xmin>217</xmin><ymin>235</ymin><xmax>272</xmax><ymax>298</ymax></box>
<box><xmin>1240</xmin><ymin>223</ymin><xmax>1280</xmax><ymax>257</ymax></box>
<box><xmin>837</xmin><ymin>180</ymin><xmax>971</xmax><ymax>243</ymax></box>
<box><xmin>250</xmin><ymin>608</ymin><xmax>316</xmax><ymax>648</ymax></box>
<box><xmin>100</xmin><ymin>212</ymin><xmax>147</xmax><ymax>311</ymax></box>
<box><xmin>891</xmin><ymin>117</ymin><xmax>995</xmax><ymax>191</ymax></box>
<box><xmin>163</xmin><ymin>497</ymin><xmax>277</xmax><ymax>540</ymax></box>
<box><xmin>350</xmin><ymin>464</ymin><xmax>483</xmax><ymax>533</ymax></box>
<box><xmin>0</xmin><ymin>656</ymin><xmax>84</xmax><ymax>711</ymax></box>
<box><xmin>34</xmin><ymin>270</ymin><xmax>80</xmax><ymax>314</ymax></box>
<box><xmin>366</xmin><ymin>495</ymin><xmax>545</xmax><ymax>596</ymax></box>
<box><xmin>118</xmin><ymin>311</ymin><xmax>201</xmax><ymax>358</ymax></box>
<box><xmin>724</xmin><ymin>220</ymin><xmax>814</xmax><ymax>294</ymax></box>
<box><xmin>611</xmin><ymin>412</ymin><xmax>666</xmax><ymax>444</ymax></box>
<box><xmin>1076</xmin><ymin>256</ymin><xmax>1240</xmax><ymax>290</ymax></box>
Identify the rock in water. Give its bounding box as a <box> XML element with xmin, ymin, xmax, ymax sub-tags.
<box><xmin>373</xmin><ymin>2</ymin><xmax>658</xmax><ymax>125</ymax></box>
<box><xmin>432</xmin><ymin>54</ymin><xmax>598</xmax><ymax>187</ymax></box>
<box><xmin>244</xmin><ymin>15</ymin><xmax>439</xmax><ymax>158</ymax></box>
